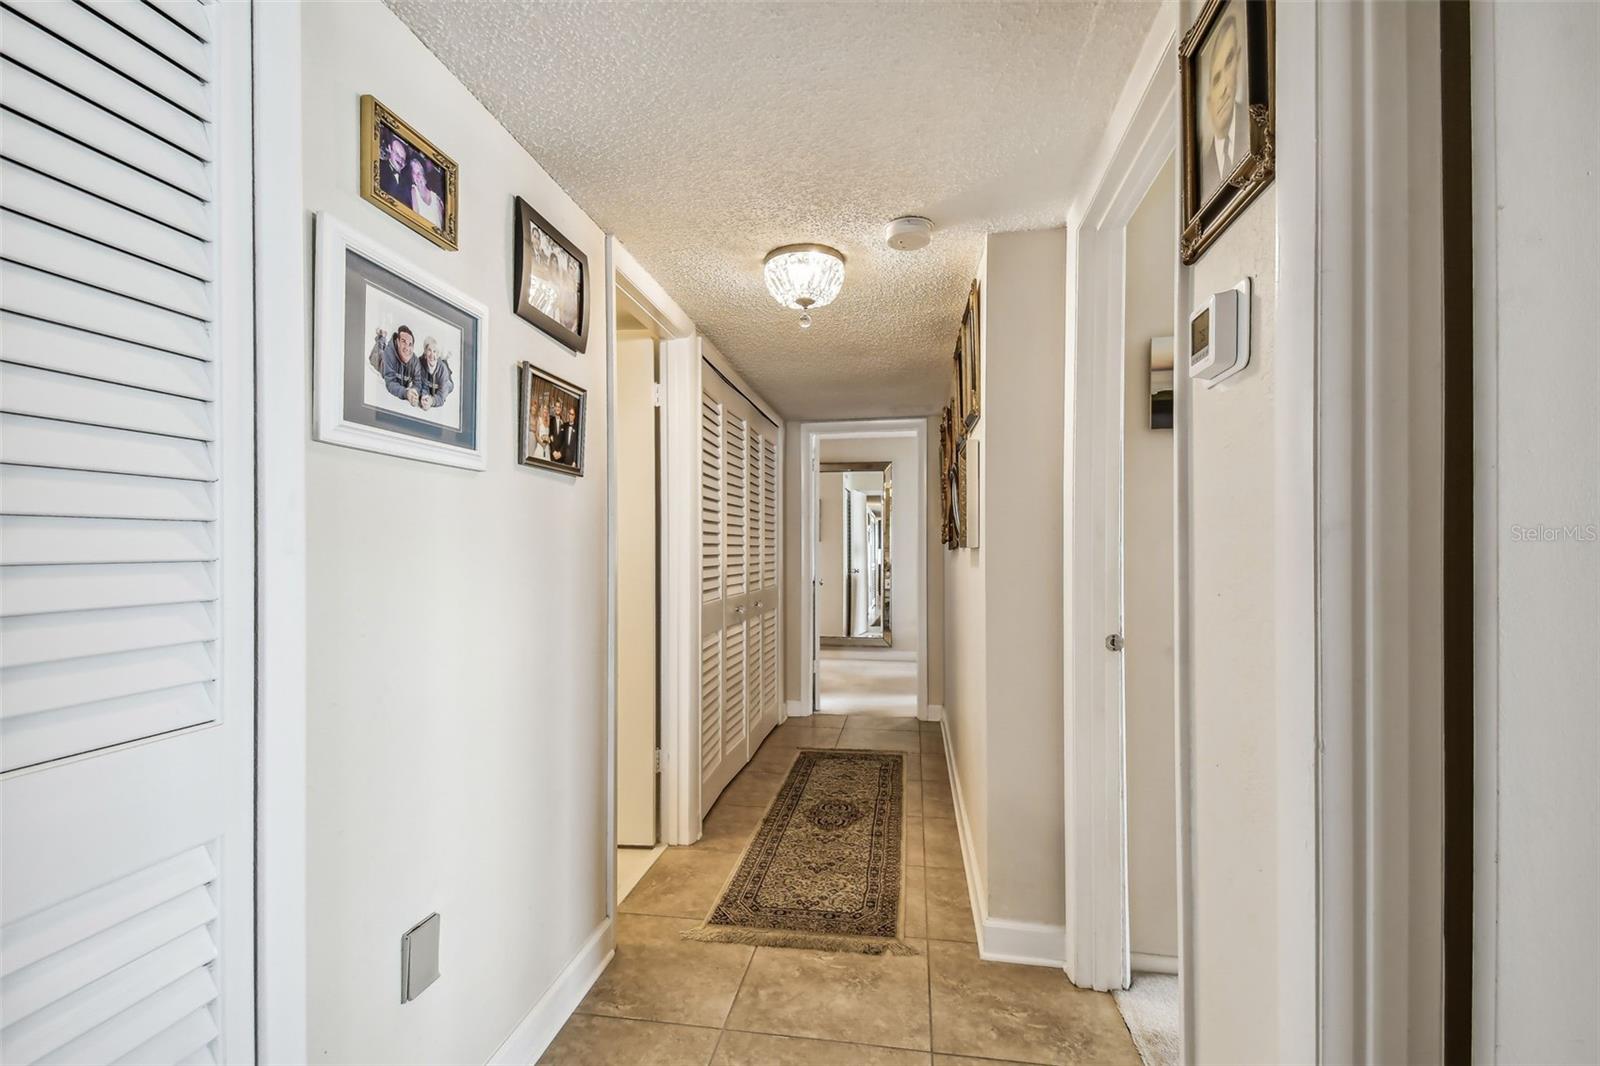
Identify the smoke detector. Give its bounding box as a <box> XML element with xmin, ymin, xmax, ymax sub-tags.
<box><xmin>884</xmin><ymin>216</ymin><xmax>934</xmax><ymax>252</ymax></box>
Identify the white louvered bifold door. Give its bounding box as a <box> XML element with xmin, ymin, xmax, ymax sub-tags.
<box><xmin>0</xmin><ymin>3</ymin><xmax>256</xmax><ymax>1062</ymax></box>
<box><xmin>697</xmin><ymin>387</ymin><xmax>731</xmax><ymax>811</ymax></box>
<box><xmin>716</xmin><ymin>407</ymin><xmax>749</xmax><ymax>784</ymax></box>
<box><xmin>749</xmin><ymin>429</ymin><xmax>779</xmax><ymax>745</ymax></box>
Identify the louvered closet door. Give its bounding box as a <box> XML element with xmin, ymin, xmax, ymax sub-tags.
<box><xmin>749</xmin><ymin>429</ymin><xmax>779</xmax><ymax>744</ymax></box>
<box><xmin>0</xmin><ymin>3</ymin><xmax>255</xmax><ymax>1062</ymax></box>
<box><xmin>698</xmin><ymin>388</ymin><xmax>732</xmax><ymax>810</ymax></box>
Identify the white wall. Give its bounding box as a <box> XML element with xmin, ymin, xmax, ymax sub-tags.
<box><xmin>942</xmin><ymin>232</ymin><xmax>1068</xmax><ymax>932</ymax></box>
<box><xmin>1475</xmin><ymin>4</ymin><xmax>1600</xmax><ymax>1060</ymax></box>
<box><xmin>301</xmin><ymin>3</ymin><xmax>609</xmax><ymax>1060</ymax></box>
<box><xmin>1122</xmin><ymin>157</ymin><xmax>1178</xmax><ymax>962</ymax></box>
<box><xmin>616</xmin><ymin>332</ymin><xmax>657</xmax><ymax>846</ymax></box>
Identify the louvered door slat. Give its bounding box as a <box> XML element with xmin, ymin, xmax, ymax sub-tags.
<box><xmin>0</xmin><ymin>9</ymin><xmax>209</xmax><ymax>159</ymax></box>
<box><xmin>7</xmin><ymin>0</ymin><xmax>212</xmax><ymax>120</ymax></box>
<box><xmin>146</xmin><ymin>1</ymin><xmax>213</xmax><ymax>46</ymax></box>
<box><xmin>1</xmin><ymin>466</ymin><xmax>214</xmax><ymax>522</ymax></box>
<box><xmin>699</xmin><ymin>630</ymin><xmax>721</xmax><ymax>775</ymax></box>
<box><xmin>1</xmin><ymin>642</ymin><xmax>214</xmax><ymax>719</ymax></box>
<box><xmin>761</xmin><ymin>435</ymin><xmax>777</xmax><ymax>588</ymax></box>
<box><xmin>0</xmin><ymin>59</ymin><xmax>210</xmax><ymax>201</ymax></box>
<box><xmin>1</xmin><ymin>517</ymin><xmax>214</xmax><ymax>567</ymax></box>
<box><xmin>699</xmin><ymin>396</ymin><xmax>721</xmax><ymax>603</ymax></box>
<box><xmin>113</xmin><ymin>1006</ymin><xmax>218</xmax><ymax>1066</ymax></box>
<box><xmin>83</xmin><ymin>0</ymin><xmax>211</xmax><ymax>83</ymax></box>
<box><xmin>30</xmin><ymin>965</ymin><xmax>218</xmax><ymax>1066</ymax></box>
<box><xmin>721</xmin><ymin>621</ymin><xmax>746</xmax><ymax>751</ymax></box>
<box><xmin>0</xmin><ymin>314</ymin><xmax>212</xmax><ymax>399</ymax></box>
<box><xmin>1</xmin><ymin>161</ymin><xmax>212</xmax><ymax>281</ymax></box>
<box><xmin>1</xmin><ymin>120</ymin><xmax>209</xmax><ymax>241</ymax></box>
<box><xmin>0</xmin><ymin>561</ymin><xmax>214</xmax><ymax>618</ymax></box>
<box><xmin>0</xmin><ymin>264</ymin><xmax>211</xmax><ymax>361</ymax></box>
<box><xmin>1</xmin><ymin>603</ymin><xmax>216</xmax><ymax>669</ymax></box>
<box><xmin>0</xmin><ymin>211</ymin><xmax>208</xmax><ymax>317</ymax></box>
<box><xmin>2</xmin><ymin>683</ymin><xmax>213</xmax><ymax>774</ymax></box>
<box><xmin>1</xmin><ymin>363</ymin><xmax>213</xmax><ymax>441</ymax></box>
<box><xmin>723</xmin><ymin>412</ymin><xmax>746</xmax><ymax>597</ymax></box>
<box><xmin>1</xmin><ymin>416</ymin><xmax>215</xmax><ymax>482</ymax></box>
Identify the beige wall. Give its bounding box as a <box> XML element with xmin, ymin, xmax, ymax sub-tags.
<box><xmin>1185</xmin><ymin>189</ymin><xmax>1280</xmax><ymax>1063</ymax></box>
<box><xmin>1123</xmin><ymin>158</ymin><xmax>1178</xmax><ymax>961</ymax></box>
<box><xmin>301</xmin><ymin>3</ymin><xmax>609</xmax><ymax>1059</ymax></box>
<box><xmin>942</xmin><ymin>232</ymin><xmax>1068</xmax><ymax>928</ymax></box>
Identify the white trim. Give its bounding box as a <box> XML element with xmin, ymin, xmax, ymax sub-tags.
<box><xmin>311</xmin><ymin>213</ymin><xmax>490</xmax><ymax>470</ymax></box>
<box><xmin>660</xmin><ymin>335</ymin><xmax>702</xmax><ymax>844</ymax></box>
<box><xmin>797</xmin><ymin>419</ymin><xmax>930</xmax><ymax>725</ymax></box>
<box><xmin>1131</xmin><ymin>952</ymin><xmax>1180</xmax><ymax>976</ymax></box>
<box><xmin>252</xmin><ymin>0</ymin><xmax>308</xmax><ymax>1059</ymax></box>
<box><xmin>939</xmin><ymin>718</ymin><xmax>1064</xmax><ymax>968</ymax></box>
<box><xmin>784</xmin><ymin>699</ymin><xmax>808</xmax><ymax>721</ymax></box>
<box><xmin>924</xmin><ymin>703</ymin><xmax>944</xmax><ymax>724</ymax></box>
<box><xmin>487</xmin><ymin>920</ymin><xmax>614</xmax><ymax>1066</ymax></box>
<box><xmin>700</xmin><ymin>337</ymin><xmax>782</xmax><ymax>429</ymax></box>
<box><xmin>1061</xmin><ymin>3</ymin><xmax>1177</xmax><ymax>998</ymax></box>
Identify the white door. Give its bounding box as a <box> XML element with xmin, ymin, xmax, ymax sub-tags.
<box><xmin>0</xmin><ymin>2</ymin><xmax>256</xmax><ymax>1061</ymax></box>
<box><xmin>749</xmin><ymin>428</ymin><xmax>779</xmax><ymax>745</ymax></box>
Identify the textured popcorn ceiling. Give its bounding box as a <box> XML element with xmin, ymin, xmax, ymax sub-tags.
<box><xmin>387</xmin><ymin>0</ymin><xmax>1160</xmax><ymax>419</ymax></box>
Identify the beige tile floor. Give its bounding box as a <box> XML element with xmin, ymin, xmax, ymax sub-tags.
<box><xmin>543</xmin><ymin>716</ymin><xmax>1140</xmax><ymax>1066</ymax></box>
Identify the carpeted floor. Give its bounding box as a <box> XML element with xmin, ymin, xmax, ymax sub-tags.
<box><xmin>1114</xmin><ymin>973</ymin><xmax>1180</xmax><ymax>1066</ymax></box>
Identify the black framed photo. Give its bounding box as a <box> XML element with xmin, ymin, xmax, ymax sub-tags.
<box><xmin>360</xmin><ymin>95</ymin><xmax>459</xmax><ymax>251</ymax></box>
<box><xmin>513</xmin><ymin>197</ymin><xmax>590</xmax><ymax>353</ymax></box>
<box><xmin>314</xmin><ymin>213</ymin><xmax>486</xmax><ymax>470</ymax></box>
<box><xmin>518</xmin><ymin>363</ymin><xmax>587</xmax><ymax>476</ymax></box>
<box><xmin>1178</xmin><ymin>0</ymin><xmax>1275</xmax><ymax>264</ymax></box>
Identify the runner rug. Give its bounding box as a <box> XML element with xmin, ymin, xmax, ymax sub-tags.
<box><xmin>683</xmin><ymin>748</ymin><xmax>914</xmax><ymax>956</ymax></box>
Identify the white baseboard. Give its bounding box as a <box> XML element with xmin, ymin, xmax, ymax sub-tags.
<box><xmin>488</xmin><ymin>919</ymin><xmax>613</xmax><ymax>1065</ymax></box>
<box><xmin>819</xmin><ymin>647</ymin><xmax>916</xmax><ymax>661</ymax></box>
<box><xmin>784</xmin><ymin>699</ymin><xmax>808</xmax><ymax>720</ymax></box>
<box><xmin>922</xmin><ymin>703</ymin><xmax>944</xmax><ymax>723</ymax></box>
<box><xmin>982</xmin><ymin>916</ymin><xmax>1069</xmax><ymax>968</ymax></box>
<box><xmin>938</xmin><ymin>719</ymin><xmax>1064</xmax><ymax>969</ymax></box>
<box><xmin>1130</xmin><ymin>951</ymin><xmax>1179</xmax><ymax>975</ymax></box>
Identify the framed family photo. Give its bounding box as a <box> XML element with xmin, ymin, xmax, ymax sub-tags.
<box><xmin>1178</xmin><ymin>0</ymin><xmax>1275</xmax><ymax>264</ymax></box>
<box><xmin>314</xmin><ymin>212</ymin><xmax>487</xmax><ymax>470</ymax></box>
<box><xmin>513</xmin><ymin>196</ymin><xmax>590</xmax><ymax>353</ymax></box>
<box><xmin>958</xmin><ymin>279</ymin><xmax>981</xmax><ymax>431</ymax></box>
<box><xmin>518</xmin><ymin>363</ymin><xmax>587</xmax><ymax>477</ymax></box>
<box><xmin>360</xmin><ymin>95</ymin><xmax>459</xmax><ymax>251</ymax></box>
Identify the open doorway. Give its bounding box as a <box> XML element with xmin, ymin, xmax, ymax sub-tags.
<box><xmin>800</xmin><ymin>422</ymin><xmax>929</xmax><ymax>723</ymax></box>
<box><xmin>1112</xmin><ymin>152</ymin><xmax>1181</xmax><ymax>1061</ymax></box>
<box><xmin>614</xmin><ymin>285</ymin><xmax>664</xmax><ymax>902</ymax></box>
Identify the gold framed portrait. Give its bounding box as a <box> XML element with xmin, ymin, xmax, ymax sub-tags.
<box><xmin>360</xmin><ymin>95</ymin><xmax>459</xmax><ymax>251</ymax></box>
<box><xmin>958</xmin><ymin>279</ymin><xmax>981</xmax><ymax>431</ymax></box>
<box><xmin>1178</xmin><ymin>0</ymin><xmax>1275</xmax><ymax>265</ymax></box>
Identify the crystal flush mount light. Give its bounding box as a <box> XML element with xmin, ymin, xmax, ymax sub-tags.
<box><xmin>763</xmin><ymin>243</ymin><xmax>845</xmax><ymax>329</ymax></box>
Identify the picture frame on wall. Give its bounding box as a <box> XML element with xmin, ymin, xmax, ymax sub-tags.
<box><xmin>518</xmin><ymin>362</ymin><xmax>588</xmax><ymax>477</ymax></box>
<box><xmin>359</xmin><ymin>95</ymin><xmax>459</xmax><ymax>251</ymax></box>
<box><xmin>1178</xmin><ymin>0</ymin><xmax>1275</xmax><ymax>265</ymax></box>
<box><xmin>513</xmin><ymin>196</ymin><xmax>591</xmax><ymax>353</ymax></box>
<box><xmin>959</xmin><ymin>279</ymin><xmax>981</xmax><ymax>431</ymax></box>
<box><xmin>313</xmin><ymin>212</ymin><xmax>487</xmax><ymax>470</ymax></box>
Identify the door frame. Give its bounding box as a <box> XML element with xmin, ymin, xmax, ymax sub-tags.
<box><xmin>253</xmin><ymin>1</ymin><xmax>309</xmax><ymax>1059</ymax></box>
<box><xmin>796</xmin><ymin>419</ymin><xmax>929</xmax><ymax>721</ymax></box>
<box><xmin>1060</xmin><ymin>2</ymin><xmax>1177</xmax><ymax>998</ymax></box>
<box><xmin>605</xmin><ymin>239</ymin><xmax>696</xmax><ymax>912</ymax></box>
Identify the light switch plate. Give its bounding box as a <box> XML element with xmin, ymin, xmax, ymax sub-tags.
<box><xmin>401</xmin><ymin>912</ymin><xmax>441</xmax><ymax>1003</ymax></box>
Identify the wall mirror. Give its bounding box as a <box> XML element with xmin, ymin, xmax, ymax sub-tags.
<box><xmin>817</xmin><ymin>461</ymin><xmax>892</xmax><ymax>648</ymax></box>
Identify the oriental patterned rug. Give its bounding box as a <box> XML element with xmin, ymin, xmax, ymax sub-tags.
<box><xmin>683</xmin><ymin>748</ymin><xmax>914</xmax><ymax>956</ymax></box>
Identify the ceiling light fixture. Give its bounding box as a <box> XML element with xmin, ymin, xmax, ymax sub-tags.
<box><xmin>763</xmin><ymin>243</ymin><xmax>845</xmax><ymax>329</ymax></box>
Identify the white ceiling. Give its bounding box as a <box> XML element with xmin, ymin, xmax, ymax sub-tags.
<box><xmin>387</xmin><ymin>0</ymin><xmax>1160</xmax><ymax>420</ymax></box>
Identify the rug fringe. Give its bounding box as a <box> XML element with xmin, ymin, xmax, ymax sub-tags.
<box><xmin>680</xmin><ymin>925</ymin><xmax>920</xmax><ymax>957</ymax></box>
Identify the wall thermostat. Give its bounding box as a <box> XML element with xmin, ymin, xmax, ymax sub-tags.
<box><xmin>1188</xmin><ymin>278</ymin><xmax>1251</xmax><ymax>387</ymax></box>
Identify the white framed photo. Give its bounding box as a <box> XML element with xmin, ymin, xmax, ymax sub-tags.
<box><xmin>314</xmin><ymin>212</ymin><xmax>488</xmax><ymax>470</ymax></box>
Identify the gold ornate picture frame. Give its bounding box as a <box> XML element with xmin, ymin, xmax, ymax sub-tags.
<box><xmin>360</xmin><ymin>95</ymin><xmax>460</xmax><ymax>251</ymax></box>
<box><xmin>1178</xmin><ymin>0</ymin><xmax>1275</xmax><ymax>265</ymax></box>
<box><xmin>959</xmin><ymin>280</ymin><xmax>981</xmax><ymax>431</ymax></box>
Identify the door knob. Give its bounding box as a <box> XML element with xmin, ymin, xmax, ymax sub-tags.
<box><xmin>1105</xmin><ymin>633</ymin><xmax>1125</xmax><ymax>652</ymax></box>
<box><xmin>735</xmin><ymin>605</ymin><xmax>747</xmax><ymax>615</ymax></box>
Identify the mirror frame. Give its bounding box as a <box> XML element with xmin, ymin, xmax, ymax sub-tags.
<box><xmin>818</xmin><ymin>460</ymin><xmax>893</xmax><ymax>648</ymax></box>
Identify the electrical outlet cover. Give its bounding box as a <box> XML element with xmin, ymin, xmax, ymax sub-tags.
<box><xmin>401</xmin><ymin>912</ymin><xmax>441</xmax><ymax>1003</ymax></box>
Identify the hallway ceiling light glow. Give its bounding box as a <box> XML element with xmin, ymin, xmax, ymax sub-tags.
<box><xmin>764</xmin><ymin>244</ymin><xmax>845</xmax><ymax>329</ymax></box>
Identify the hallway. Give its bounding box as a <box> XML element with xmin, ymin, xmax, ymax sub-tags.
<box><xmin>543</xmin><ymin>716</ymin><xmax>1139</xmax><ymax>1064</ymax></box>
<box><xmin>817</xmin><ymin>653</ymin><xmax>919</xmax><ymax>717</ymax></box>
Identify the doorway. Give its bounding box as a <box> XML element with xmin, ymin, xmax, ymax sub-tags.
<box><xmin>798</xmin><ymin>422</ymin><xmax>929</xmax><ymax>722</ymax></box>
<box><xmin>613</xmin><ymin>284</ymin><xmax>664</xmax><ymax>901</ymax></box>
